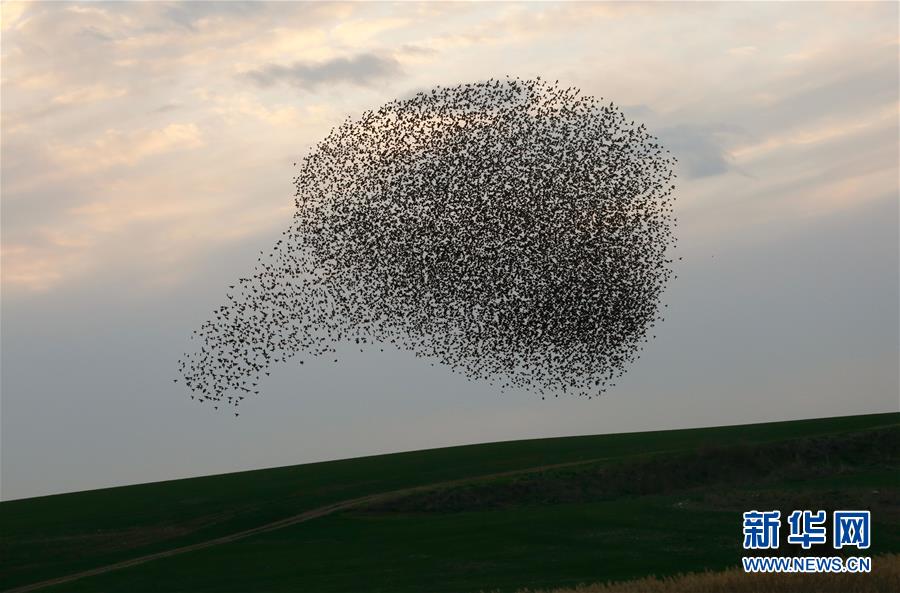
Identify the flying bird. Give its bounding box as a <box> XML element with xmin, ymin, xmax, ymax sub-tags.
<box><xmin>177</xmin><ymin>77</ymin><xmax>678</xmax><ymax>412</ymax></box>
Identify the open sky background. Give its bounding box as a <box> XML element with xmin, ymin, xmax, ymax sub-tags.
<box><xmin>2</xmin><ymin>1</ymin><xmax>898</xmax><ymax>500</ymax></box>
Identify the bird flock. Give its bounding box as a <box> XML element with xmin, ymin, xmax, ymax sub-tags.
<box><xmin>177</xmin><ymin>77</ymin><xmax>678</xmax><ymax>414</ymax></box>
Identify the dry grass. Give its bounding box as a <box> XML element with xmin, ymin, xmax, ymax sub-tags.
<box><xmin>513</xmin><ymin>554</ymin><xmax>900</xmax><ymax>593</ymax></box>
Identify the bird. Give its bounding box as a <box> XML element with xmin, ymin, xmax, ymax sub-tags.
<box><xmin>175</xmin><ymin>77</ymin><xmax>678</xmax><ymax>413</ymax></box>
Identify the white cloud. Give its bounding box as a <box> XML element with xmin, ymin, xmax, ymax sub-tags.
<box><xmin>52</xmin><ymin>85</ymin><xmax>128</xmax><ymax>105</ymax></box>
<box><xmin>53</xmin><ymin>123</ymin><xmax>205</xmax><ymax>173</ymax></box>
<box><xmin>730</xmin><ymin>102</ymin><xmax>898</xmax><ymax>161</ymax></box>
<box><xmin>1</xmin><ymin>0</ymin><xmax>897</xmax><ymax>295</ymax></box>
<box><xmin>0</xmin><ymin>1</ymin><xmax>29</xmax><ymax>31</ymax></box>
<box><xmin>728</xmin><ymin>46</ymin><xmax>758</xmax><ymax>56</ymax></box>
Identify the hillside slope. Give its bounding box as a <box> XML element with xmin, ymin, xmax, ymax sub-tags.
<box><xmin>1</xmin><ymin>412</ymin><xmax>897</xmax><ymax>592</ymax></box>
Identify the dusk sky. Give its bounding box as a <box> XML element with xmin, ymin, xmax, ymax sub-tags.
<box><xmin>2</xmin><ymin>1</ymin><xmax>898</xmax><ymax>501</ymax></box>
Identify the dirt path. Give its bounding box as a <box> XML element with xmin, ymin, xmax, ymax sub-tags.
<box><xmin>4</xmin><ymin>458</ymin><xmax>601</xmax><ymax>593</ymax></box>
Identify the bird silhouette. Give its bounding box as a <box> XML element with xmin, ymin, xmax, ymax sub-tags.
<box><xmin>177</xmin><ymin>77</ymin><xmax>678</xmax><ymax>413</ymax></box>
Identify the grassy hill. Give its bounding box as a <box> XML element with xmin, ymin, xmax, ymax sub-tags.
<box><xmin>516</xmin><ymin>554</ymin><xmax>900</xmax><ymax>593</ymax></box>
<box><xmin>1</xmin><ymin>412</ymin><xmax>897</xmax><ymax>592</ymax></box>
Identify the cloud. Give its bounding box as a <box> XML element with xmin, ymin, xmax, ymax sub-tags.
<box><xmin>730</xmin><ymin>103</ymin><xmax>898</xmax><ymax>162</ymax></box>
<box><xmin>53</xmin><ymin>123</ymin><xmax>204</xmax><ymax>173</ymax></box>
<box><xmin>52</xmin><ymin>84</ymin><xmax>127</xmax><ymax>105</ymax></box>
<box><xmin>331</xmin><ymin>17</ymin><xmax>410</xmax><ymax>46</ymax></box>
<box><xmin>243</xmin><ymin>53</ymin><xmax>402</xmax><ymax>90</ymax></box>
<box><xmin>2</xmin><ymin>0</ymin><xmax>896</xmax><ymax>299</ymax></box>
<box><xmin>728</xmin><ymin>45</ymin><xmax>758</xmax><ymax>56</ymax></box>
<box><xmin>163</xmin><ymin>0</ymin><xmax>263</xmax><ymax>30</ymax></box>
<box><xmin>202</xmin><ymin>91</ymin><xmax>338</xmax><ymax>130</ymax></box>
<box><xmin>79</xmin><ymin>25</ymin><xmax>115</xmax><ymax>42</ymax></box>
<box><xmin>1</xmin><ymin>242</ymin><xmax>80</xmax><ymax>292</ymax></box>
<box><xmin>759</xmin><ymin>49</ymin><xmax>897</xmax><ymax>133</ymax></box>
<box><xmin>153</xmin><ymin>102</ymin><xmax>182</xmax><ymax>113</ymax></box>
<box><xmin>0</xmin><ymin>1</ymin><xmax>29</xmax><ymax>31</ymax></box>
<box><xmin>657</xmin><ymin>124</ymin><xmax>743</xmax><ymax>179</ymax></box>
<box><xmin>397</xmin><ymin>44</ymin><xmax>437</xmax><ymax>57</ymax></box>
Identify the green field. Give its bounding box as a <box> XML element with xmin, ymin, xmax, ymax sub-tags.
<box><xmin>2</xmin><ymin>412</ymin><xmax>898</xmax><ymax>593</ymax></box>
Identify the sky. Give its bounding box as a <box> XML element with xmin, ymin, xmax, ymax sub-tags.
<box><xmin>1</xmin><ymin>1</ymin><xmax>898</xmax><ymax>501</ymax></box>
